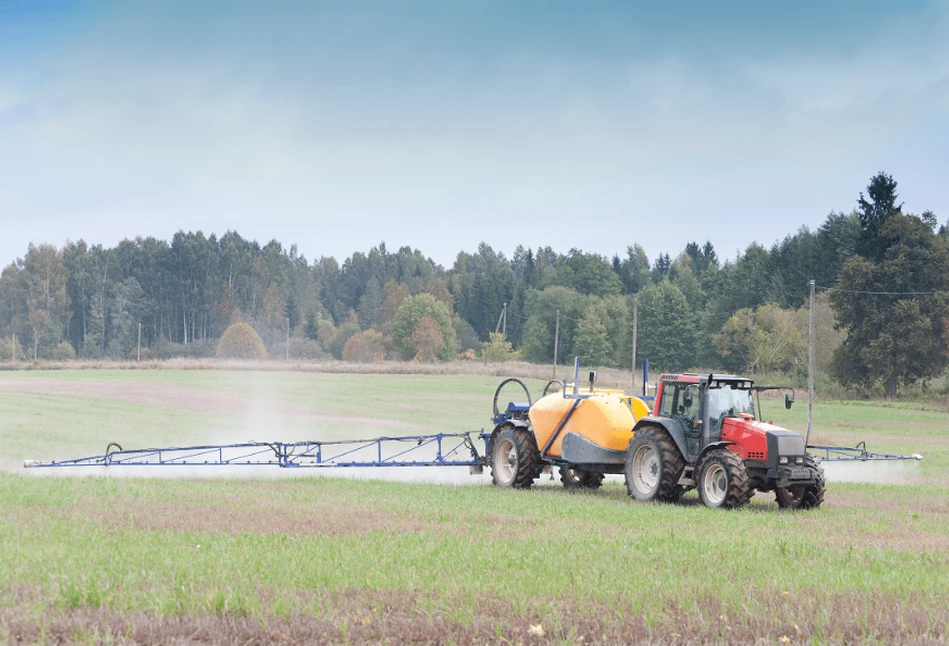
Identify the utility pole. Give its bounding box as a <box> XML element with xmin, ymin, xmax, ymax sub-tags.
<box><xmin>11</xmin><ymin>334</ymin><xmax>15</xmax><ymax>363</ymax></box>
<box><xmin>552</xmin><ymin>309</ymin><xmax>560</xmax><ymax>380</ymax></box>
<box><xmin>631</xmin><ymin>294</ymin><xmax>638</xmax><ymax>394</ymax></box>
<box><xmin>502</xmin><ymin>303</ymin><xmax>507</xmax><ymax>338</ymax></box>
<box><xmin>137</xmin><ymin>323</ymin><xmax>142</xmax><ymax>361</ymax></box>
<box><xmin>806</xmin><ymin>280</ymin><xmax>815</xmax><ymax>447</ymax></box>
<box><xmin>286</xmin><ymin>317</ymin><xmax>290</xmax><ymax>362</ymax></box>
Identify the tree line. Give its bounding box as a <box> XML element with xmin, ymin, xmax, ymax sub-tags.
<box><xmin>1</xmin><ymin>173</ymin><xmax>946</xmax><ymax>397</ymax></box>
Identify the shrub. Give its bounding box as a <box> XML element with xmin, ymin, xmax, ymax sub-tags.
<box><xmin>51</xmin><ymin>341</ymin><xmax>77</xmax><ymax>361</ymax></box>
<box><xmin>329</xmin><ymin>322</ymin><xmax>361</xmax><ymax>360</ymax></box>
<box><xmin>480</xmin><ymin>332</ymin><xmax>518</xmax><ymax>362</ymax></box>
<box><xmin>342</xmin><ymin>330</ymin><xmax>387</xmax><ymax>363</ymax></box>
<box><xmin>288</xmin><ymin>338</ymin><xmax>329</xmax><ymax>360</ymax></box>
<box><xmin>216</xmin><ymin>323</ymin><xmax>267</xmax><ymax>360</ymax></box>
<box><xmin>0</xmin><ymin>336</ymin><xmax>26</xmax><ymax>362</ymax></box>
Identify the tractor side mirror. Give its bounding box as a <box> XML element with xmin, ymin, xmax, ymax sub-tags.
<box><xmin>683</xmin><ymin>391</ymin><xmax>694</xmax><ymax>408</ymax></box>
<box><xmin>785</xmin><ymin>393</ymin><xmax>794</xmax><ymax>409</ymax></box>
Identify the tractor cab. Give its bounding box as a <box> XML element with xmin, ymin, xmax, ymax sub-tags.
<box><xmin>653</xmin><ymin>374</ymin><xmax>755</xmax><ymax>459</ymax></box>
<box><xmin>650</xmin><ymin>373</ymin><xmax>800</xmax><ymax>465</ymax></box>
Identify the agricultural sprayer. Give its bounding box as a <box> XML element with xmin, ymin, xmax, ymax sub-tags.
<box><xmin>25</xmin><ymin>360</ymin><xmax>922</xmax><ymax>510</ymax></box>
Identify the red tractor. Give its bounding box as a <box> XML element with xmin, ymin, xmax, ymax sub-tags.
<box><xmin>625</xmin><ymin>373</ymin><xmax>825</xmax><ymax>509</ymax></box>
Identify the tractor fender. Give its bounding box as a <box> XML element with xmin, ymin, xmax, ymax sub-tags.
<box><xmin>697</xmin><ymin>440</ymin><xmax>737</xmax><ymax>462</ymax></box>
<box><xmin>633</xmin><ymin>417</ymin><xmax>690</xmax><ymax>461</ymax></box>
<box><xmin>486</xmin><ymin>420</ymin><xmax>533</xmax><ymax>465</ymax></box>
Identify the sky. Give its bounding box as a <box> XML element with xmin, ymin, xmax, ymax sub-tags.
<box><xmin>1</xmin><ymin>0</ymin><xmax>948</xmax><ymax>269</ymax></box>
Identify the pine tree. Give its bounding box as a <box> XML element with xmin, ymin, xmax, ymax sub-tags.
<box><xmin>857</xmin><ymin>172</ymin><xmax>902</xmax><ymax>262</ymax></box>
<box><xmin>303</xmin><ymin>311</ymin><xmax>319</xmax><ymax>342</ymax></box>
<box><xmin>284</xmin><ymin>292</ymin><xmax>301</xmax><ymax>330</ymax></box>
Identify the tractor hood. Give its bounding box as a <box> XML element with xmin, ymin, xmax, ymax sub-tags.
<box><xmin>724</xmin><ymin>418</ymin><xmax>791</xmax><ymax>435</ymax></box>
<box><xmin>721</xmin><ymin>417</ymin><xmax>806</xmax><ymax>465</ymax></box>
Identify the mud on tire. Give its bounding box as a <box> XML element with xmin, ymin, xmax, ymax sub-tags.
<box><xmin>560</xmin><ymin>467</ymin><xmax>605</xmax><ymax>490</ymax></box>
<box><xmin>697</xmin><ymin>448</ymin><xmax>753</xmax><ymax>509</ymax></box>
<box><xmin>775</xmin><ymin>454</ymin><xmax>825</xmax><ymax>510</ymax></box>
<box><xmin>490</xmin><ymin>426</ymin><xmax>540</xmax><ymax>489</ymax></box>
<box><xmin>624</xmin><ymin>426</ymin><xmax>686</xmax><ymax>503</ymax></box>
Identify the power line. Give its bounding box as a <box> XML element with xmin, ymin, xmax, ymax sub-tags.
<box><xmin>816</xmin><ymin>285</ymin><xmax>947</xmax><ymax>296</ymax></box>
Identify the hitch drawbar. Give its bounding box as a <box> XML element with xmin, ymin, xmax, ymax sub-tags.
<box><xmin>24</xmin><ymin>432</ymin><xmax>492</xmax><ymax>471</ymax></box>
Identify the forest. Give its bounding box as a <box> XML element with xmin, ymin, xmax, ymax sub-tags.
<box><xmin>2</xmin><ymin>173</ymin><xmax>947</xmax><ymax>397</ymax></box>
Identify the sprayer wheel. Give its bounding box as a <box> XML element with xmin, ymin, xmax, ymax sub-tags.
<box><xmin>776</xmin><ymin>455</ymin><xmax>825</xmax><ymax>510</ymax></box>
<box><xmin>559</xmin><ymin>467</ymin><xmax>604</xmax><ymax>490</ymax></box>
<box><xmin>490</xmin><ymin>426</ymin><xmax>540</xmax><ymax>489</ymax></box>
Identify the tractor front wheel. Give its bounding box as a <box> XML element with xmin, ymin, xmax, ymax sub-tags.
<box><xmin>697</xmin><ymin>449</ymin><xmax>752</xmax><ymax>509</ymax></box>
<box><xmin>624</xmin><ymin>427</ymin><xmax>685</xmax><ymax>503</ymax></box>
<box><xmin>775</xmin><ymin>455</ymin><xmax>825</xmax><ymax>510</ymax></box>
<box><xmin>560</xmin><ymin>467</ymin><xmax>604</xmax><ymax>490</ymax></box>
<box><xmin>491</xmin><ymin>427</ymin><xmax>540</xmax><ymax>489</ymax></box>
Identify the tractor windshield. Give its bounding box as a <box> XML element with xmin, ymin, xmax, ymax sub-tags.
<box><xmin>707</xmin><ymin>384</ymin><xmax>755</xmax><ymax>431</ymax></box>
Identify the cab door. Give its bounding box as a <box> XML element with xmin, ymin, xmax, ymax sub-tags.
<box><xmin>656</xmin><ymin>381</ymin><xmax>702</xmax><ymax>461</ymax></box>
<box><xmin>677</xmin><ymin>383</ymin><xmax>702</xmax><ymax>456</ymax></box>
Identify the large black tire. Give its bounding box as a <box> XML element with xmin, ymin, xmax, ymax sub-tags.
<box><xmin>624</xmin><ymin>427</ymin><xmax>686</xmax><ymax>503</ymax></box>
<box><xmin>696</xmin><ymin>449</ymin><xmax>753</xmax><ymax>509</ymax></box>
<box><xmin>775</xmin><ymin>455</ymin><xmax>825</xmax><ymax>510</ymax></box>
<box><xmin>490</xmin><ymin>426</ymin><xmax>540</xmax><ymax>489</ymax></box>
<box><xmin>559</xmin><ymin>467</ymin><xmax>604</xmax><ymax>490</ymax></box>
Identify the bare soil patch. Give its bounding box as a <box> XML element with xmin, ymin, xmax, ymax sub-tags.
<box><xmin>0</xmin><ymin>588</ymin><xmax>944</xmax><ymax>645</ymax></box>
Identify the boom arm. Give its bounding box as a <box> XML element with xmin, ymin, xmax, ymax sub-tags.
<box><xmin>24</xmin><ymin>432</ymin><xmax>490</xmax><ymax>469</ymax></box>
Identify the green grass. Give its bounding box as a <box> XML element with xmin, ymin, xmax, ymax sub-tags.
<box><xmin>0</xmin><ymin>370</ymin><xmax>947</xmax><ymax>643</ymax></box>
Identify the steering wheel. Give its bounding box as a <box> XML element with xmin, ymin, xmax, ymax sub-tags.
<box><xmin>492</xmin><ymin>378</ymin><xmax>533</xmax><ymax>420</ymax></box>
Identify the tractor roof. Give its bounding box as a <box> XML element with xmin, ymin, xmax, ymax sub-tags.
<box><xmin>659</xmin><ymin>373</ymin><xmax>753</xmax><ymax>384</ymax></box>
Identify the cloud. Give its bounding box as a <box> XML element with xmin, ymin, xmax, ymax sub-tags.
<box><xmin>1</xmin><ymin>2</ymin><xmax>947</xmax><ymax>268</ymax></box>
<box><xmin>0</xmin><ymin>84</ymin><xmax>22</xmax><ymax>112</ymax></box>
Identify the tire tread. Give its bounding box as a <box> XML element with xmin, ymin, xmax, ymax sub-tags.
<box><xmin>624</xmin><ymin>426</ymin><xmax>686</xmax><ymax>503</ymax></box>
<box><xmin>697</xmin><ymin>448</ymin><xmax>752</xmax><ymax>509</ymax></box>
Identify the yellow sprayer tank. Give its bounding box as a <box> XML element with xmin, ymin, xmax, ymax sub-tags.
<box><xmin>528</xmin><ymin>389</ymin><xmax>651</xmax><ymax>457</ymax></box>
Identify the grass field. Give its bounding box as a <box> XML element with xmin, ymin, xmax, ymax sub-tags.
<box><xmin>1</xmin><ymin>369</ymin><xmax>947</xmax><ymax>644</ymax></box>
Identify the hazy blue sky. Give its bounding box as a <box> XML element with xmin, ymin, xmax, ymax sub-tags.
<box><xmin>2</xmin><ymin>1</ymin><xmax>947</xmax><ymax>268</ymax></box>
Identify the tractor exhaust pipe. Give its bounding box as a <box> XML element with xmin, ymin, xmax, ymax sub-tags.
<box><xmin>702</xmin><ymin>374</ymin><xmax>713</xmax><ymax>446</ymax></box>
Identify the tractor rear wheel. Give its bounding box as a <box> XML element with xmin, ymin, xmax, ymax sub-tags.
<box><xmin>560</xmin><ymin>467</ymin><xmax>604</xmax><ymax>490</ymax></box>
<box><xmin>491</xmin><ymin>426</ymin><xmax>540</xmax><ymax>489</ymax></box>
<box><xmin>775</xmin><ymin>455</ymin><xmax>825</xmax><ymax>510</ymax></box>
<box><xmin>696</xmin><ymin>449</ymin><xmax>752</xmax><ymax>509</ymax></box>
<box><xmin>624</xmin><ymin>427</ymin><xmax>685</xmax><ymax>503</ymax></box>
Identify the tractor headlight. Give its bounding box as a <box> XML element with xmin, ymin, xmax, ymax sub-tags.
<box><xmin>795</xmin><ymin>456</ymin><xmax>804</xmax><ymax>465</ymax></box>
<box><xmin>779</xmin><ymin>456</ymin><xmax>788</xmax><ymax>465</ymax></box>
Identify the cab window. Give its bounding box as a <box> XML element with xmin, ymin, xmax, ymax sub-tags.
<box><xmin>658</xmin><ymin>384</ymin><xmax>675</xmax><ymax>417</ymax></box>
<box><xmin>679</xmin><ymin>384</ymin><xmax>700</xmax><ymax>421</ymax></box>
<box><xmin>658</xmin><ymin>383</ymin><xmax>700</xmax><ymax>423</ymax></box>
